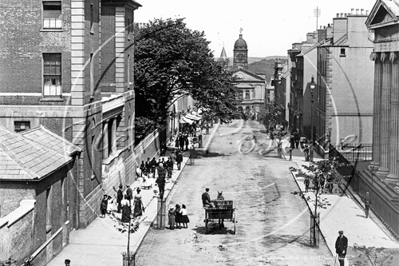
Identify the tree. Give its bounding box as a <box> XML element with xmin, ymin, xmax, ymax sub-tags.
<box><xmin>134</xmin><ymin>18</ymin><xmax>239</xmax><ymax>142</ymax></box>
<box><xmin>258</xmin><ymin>101</ymin><xmax>282</xmax><ymax>131</ymax></box>
<box><xmin>352</xmin><ymin>245</ymin><xmax>399</xmax><ymax>266</ymax></box>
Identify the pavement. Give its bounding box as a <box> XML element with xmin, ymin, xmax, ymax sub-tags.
<box><xmin>288</xmin><ymin>148</ymin><xmax>399</xmax><ymax>265</ymax></box>
<box><xmin>46</xmin><ymin>124</ymin><xmax>220</xmax><ymax>266</ymax></box>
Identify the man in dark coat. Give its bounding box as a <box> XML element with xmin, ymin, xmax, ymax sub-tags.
<box><xmin>176</xmin><ymin>151</ymin><xmax>183</xmax><ymax>170</ymax></box>
<box><xmin>156</xmin><ymin>163</ymin><xmax>166</xmax><ymax>199</ymax></box>
<box><xmin>335</xmin><ymin>230</ymin><xmax>348</xmax><ymax>266</ymax></box>
<box><xmin>150</xmin><ymin>157</ymin><xmax>157</xmax><ymax>174</ymax></box>
<box><xmin>201</xmin><ymin>188</ymin><xmax>212</xmax><ymax>207</ymax></box>
<box><xmin>126</xmin><ymin>184</ymin><xmax>133</xmax><ymax>205</ymax></box>
<box><xmin>145</xmin><ymin>158</ymin><xmax>151</xmax><ymax>174</ymax></box>
<box><xmin>117</xmin><ymin>185</ymin><xmax>123</xmax><ymax>213</ymax></box>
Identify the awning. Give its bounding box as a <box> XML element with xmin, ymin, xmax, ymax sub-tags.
<box><xmin>179</xmin><ymin>116</ymin><xmax>194</xmax><ymax>124</ymax></box>
<box><xmin>185</xmin><ymin>113</ymin><xmax>201</xmax><ymax>121</ymax></box>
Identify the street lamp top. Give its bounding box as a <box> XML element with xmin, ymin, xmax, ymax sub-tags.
<box><xmin>309</xmin><ymin>76</ymin><xmax>316</xmax><ymax>95</ymax></box>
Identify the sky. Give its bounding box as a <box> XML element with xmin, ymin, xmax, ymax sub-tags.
<box><xmin>135</xmin><ymin>0</ymin><xmax>378</xmax><ymax>57</ymax></box>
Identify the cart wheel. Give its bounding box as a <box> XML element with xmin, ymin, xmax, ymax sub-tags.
<box><xmin>205</xmin><ymin>219</ymin><xmax>208</xmax><ymax>234</ymax></box>
<box><xmin>233</xmin><ymin>213</ymin><xmax>236</xmax><ymax>235</ymax></box>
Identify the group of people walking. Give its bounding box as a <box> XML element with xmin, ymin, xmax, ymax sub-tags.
<box><xmin>100</xmin><ymin>184</ymin><xmax>145</xmax><ymax>223</ymax></box>
<box><xmin>168</xmin><ymin>204</ymin><xmax>190</xmax><ymax>229</ymax></box>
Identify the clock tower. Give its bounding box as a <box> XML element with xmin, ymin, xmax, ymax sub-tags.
<box><xmin>233</xmin><ymin>29</ymin><xmax>248</xmax><ymax>70</ymax></box>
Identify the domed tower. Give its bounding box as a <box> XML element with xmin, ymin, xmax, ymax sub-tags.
<box><xmin>233</xmin><ymin>30</ymin><xmax>248</xmax><ymax>70</ymax></box>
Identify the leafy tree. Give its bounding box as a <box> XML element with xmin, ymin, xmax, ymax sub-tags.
<box><xmin>258</xmin><ymin>101</ymin><xmax>282</xmax><ymax>131</ymax></box>
<box><xmin>134</xmin><ymin>18</ymin><xmax>239</xmax><ymax>142</ymax></box>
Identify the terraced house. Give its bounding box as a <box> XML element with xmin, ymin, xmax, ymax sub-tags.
<box><xmin>0</xmin><ymin>0</ymin><xmax>141</xmax><ymax>265</ymax></box>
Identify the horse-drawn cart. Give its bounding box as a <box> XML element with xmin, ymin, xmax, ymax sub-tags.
<box><xmin>204</xmin><ymin>200</ymin><xmax>236</xmax><ymax>234</ymax></box>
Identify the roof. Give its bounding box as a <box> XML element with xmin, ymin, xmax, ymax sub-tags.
<box><xmin>234</xmin><ymin>34</ymin><xmax>248</xmax><ymax>49</ymax></box>
<box><xmin>233</xmin><ymin>68</ymin><xmax>265</xmax><ymax>81</ymax></box>
<box><xmin>0</xmin><ymin>126</ymin><xmax>81</xmax><ymax>181</ymax></box>
<box><xmin>366</xmin><ymin>0</ymin><xmax>399</xmax><ymax>28</ymax></box>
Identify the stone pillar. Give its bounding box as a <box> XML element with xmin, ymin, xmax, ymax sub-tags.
<box><xmin>111</xmin><ymin>117</ymin><xmax>117</xmax><ymax>154</ymax></box>
<box><xmin>102</xmin><ymin>121</ymin><xmax>109</xmax><ymax>159</ymax></box>
<box><xmin>369</xmin><ymin>52</ymin><xmax>382</xmax><ymax>171</ymax></box>
<box><xmin>386</xmin><ymin>52</ymin><xmax>399</xmax><ymax>183</ymax></box>
<box><xmin>377</xmin><ymin>52</ymin><xmax>391</xmax><ymax>177</ymax></box>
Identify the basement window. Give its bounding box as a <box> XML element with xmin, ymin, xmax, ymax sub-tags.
<box><xmin>43</xmin><ymin>1</ymin><xmax>62</xmax><ymax>29</ymax></box>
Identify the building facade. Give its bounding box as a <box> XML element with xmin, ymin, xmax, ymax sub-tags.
<box><xmin>317</xmin><ymin>11</ymin><xmax>374</xmax><ymax>149</ymax></box>
<box><xmin>0</xmin><ymin>1</ymin><xmax>141</xmax><ymax>262</ymax></box>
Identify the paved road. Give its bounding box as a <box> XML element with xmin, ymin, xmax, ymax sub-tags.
<box><xmin>136</xmin><ymin>120</ymin><xmax>332</xmax><ymax>266</ymax></box>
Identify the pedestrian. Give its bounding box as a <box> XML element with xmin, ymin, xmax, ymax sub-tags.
<box><xmin>133</xmin><ymin>188</ymin><xmax>144</xmax><ymax>218</ymax></box>
<box><xmin>140</xmin><ymin>161</ymin><xmax>146</xmax><ymax>176</ymax></box>
<box><xmin>176</xmin><ymin>150</ymin><xmax>183</xmax><ymax>170</ymax></box>
<box><xmin>117</xmin><ymin>185</ymin><xmax>123</xmax><ymax>213</ymax></box>
<box><xmin>185</xmin><ymin>135</ymin><xmax>189</xmax><ymax>151</ymax></box>
<box><xmin>179</xmin><ymin>134</ymin><xmax>185</xmax><ymax>150</ymax></box>
<box><xmin>156</xmin><ymin>163</ymin><xmax>166</xmax><ymax>199</ymax></box>
<box><xmin>294</xmin><ymin>130</ymin><xmax>300</xmax><ymax>149</ymax></box>
<box><xmin>107</xmin><ymin>195</ymin><xmax>114</xmax><ymax>214</ymax></box>
<box><xmin>290</xmin><ymin>133</ymin><xmax>296</xmax><ymax>150</ymax></box>
<box><xmin>304</xmin><ymin>177</ymin><xmax>310</xmax><ymax>193</ymax></box>
<box><xmin>100</xmin><ymin>194</ymin><xmax>108</xmax><ymax>218</ymax></box>
<box><xmin>121</xmin><ymin>194</ymin><xmax>131</xmax><ymax>223</ymax></box>
<box><xmin>335</xmin><ymin>230</ymin><xmax>348</xmax><ymax>266</ymax></box>
<box><xmin>150</xmin><ymin>157</ymin><xmax>157</xmax><ymax>174</ymax></box>
<box><xmin>202</xmin><ymin>188</ymin><xmax>212</xmax><ymax>208</ymax></box>
<box><xmin>180</xmin><ymin>204</ymin><xmax>190</xmax><ymax>228</ymax></box>
<box><xmin>145</xmin><ymin>158</ymin><xmax>151</xmax><ymax>174</ymax></box>
<box><xmin>168</xmin><ymin>205</ymin><xmax>176</xmax><ymax>230</ymax></box>
<box><xmin>126</xmin><ymin>184</ymin><xmax>133</xmax><ymax>205</ymax></box>
<box><xmin>175</xmin><ymin>204</ymin><xmax>182</xmax><ymax>229</ymax></box>
<box><xmin>364</xmin><ymin>192</ymin><xmax>371</xmax><ymax>218</ymax></box>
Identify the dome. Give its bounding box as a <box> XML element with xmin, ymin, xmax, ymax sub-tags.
<box><xmin>234</xmin><ymin>34</ymin><xmax>247</xmax><ymax>49</ymax></box>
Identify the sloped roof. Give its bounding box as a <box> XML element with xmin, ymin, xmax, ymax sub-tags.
<box><xmin>233</xmin><ymin>68</ymin><xmax>265</xmax><ymax>81</ymax></box>
<box><xmin>333</xmin><ymin>34</ymin><xmax>348</xmax><ymax>46</ymax></box>
<box><xmin>0</xmin><ymin>126</ymin><xmax>81</xmax><ymax>181</ymax></box>
<box><xmin>21</xmin><ymin>125</ymin><xmax>81</xmax><ymax>157</ymax></box>
<box><xmin>366</xmin><ymin>0</ymin><xmax>399</xmax><ymax>28</ymax></box>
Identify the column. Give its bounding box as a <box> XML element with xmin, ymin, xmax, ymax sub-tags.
<box><xmin>386</xmin><ymin>52</ymin><xmax>399</xmax><ymax>183</ymax></box>
<box><xmin>369</xmin><ymin>52</ymin><xmax>382</xmax><ymax>171</ymax></box>
<box><xmin>102</xmin><ymin>121</ymin><xmax>109</xmax><ymax>159</ymax></box>
<box><xmin>111</xmin><ymin>117</ymin><xmax>117</xmax><ymax>154</ymax></box>
<box><xmin>377</xmin><ymin>52</ymin><xmax>391</xmax><ymax>177</ymax></box>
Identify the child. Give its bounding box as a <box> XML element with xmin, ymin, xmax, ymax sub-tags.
<box><xmin>100</xmin><ymin>195</ymin><xmax>108</xmax><ymax>218</ymax></box>
<box><xmin>175</xmin><ymin>204</ymin><xmax>182</xmax><ymax>229</ymax></box>
<box><xmin>168</xmin><ymin>206</ymin><xmax>176</xmax><ymax>230</ymax></box>
<box><xmin>181</xmin><ymin>204</ymin><xmax>190</xmax><ymax>228</ymax></box>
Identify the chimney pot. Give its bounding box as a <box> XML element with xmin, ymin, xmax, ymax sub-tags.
<box><xmin>356</xmin><ymin>9</ymin><xmax>359</xmax><ymax>15</ymax></box>
<box><xmin>336</xmin><ymin>13</ymin><xmax>339</xmax><ymax>17</ymax></box>
<box><xmin>340</xmin><ymin>13</ymin><xmax>344</xmax><ymax>17</ymax></box>
<box><xmin>361</xmin><ymin>9</ymin><xmax>364</xmax><ymax>15</ymax></box>
<box><xmin>351</xmin><ymin>8</ymin><xmax>355</xmax><ymax>14</ymax></box>
<box><xmin>366</xmin><ymin>10</ymin><xmax>369</xmax><ymax>15</ymax></box>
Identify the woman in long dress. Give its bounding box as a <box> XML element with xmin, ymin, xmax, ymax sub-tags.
<box><xmin>121</xmin><ymin>195</ymin><xmax>131</xmax><ymax>223</ymax></box>
<box><xmin>133</xmin><ymin>188</ymin><xmax>144</xmax><ymax>218</ymax></box>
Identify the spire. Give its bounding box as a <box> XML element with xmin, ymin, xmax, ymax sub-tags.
<box><xmin>220</xmin><ymin>46</ymin><xmax>227</xmax><ymax>60</ymax></box>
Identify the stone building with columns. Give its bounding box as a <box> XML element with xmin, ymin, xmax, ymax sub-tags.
<box><xmin>361</xmin><ymin>0</ymin><xmax>399</xmax><ymax>236</ymax></box>
<box><xmin>0</xmin><ymin>0</ymin><xmax>141</xmax><ymax>234</ymax></box>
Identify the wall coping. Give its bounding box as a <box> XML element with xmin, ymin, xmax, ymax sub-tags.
<box><xmin>0</xmin><ymin>199</ymin><xmax>36</xmax><ymax>229</ymax></box>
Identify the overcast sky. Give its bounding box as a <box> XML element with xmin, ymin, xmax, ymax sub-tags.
<box><xmin>135</xmin><ymin>0</ymin><xmax>377</xmax><ymax>57</ymax></box>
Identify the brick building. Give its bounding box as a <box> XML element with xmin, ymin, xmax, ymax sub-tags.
<box><xmin>0</xmin><ymin>126</ymin><xmax>81</xmax><ymax>265</ymax></box>
<box><xmin>0</xmin><ymin>0</ymin><xmax>141</xmax><ymax>263</ymax></box>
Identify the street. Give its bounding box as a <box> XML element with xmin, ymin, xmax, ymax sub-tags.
<box><xmin>136</xmin><ymin>120</ymin><xmax>332</xmax><ymax>266</ymax></box>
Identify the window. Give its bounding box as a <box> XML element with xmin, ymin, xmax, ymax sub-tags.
<box><xmin>90</xmin><ymin>4</ymin><xmax>94</xmax><ymax>33</ymax></box>
<box><xmin>43</xmin><ymin>53</ymin><xmax>62</xmax><ymax>97</ymax></box>
<box><xmin>46</xmin><ymin>187</ymin><xmax>52</xmax><ymax>232</ymax></box>
<box><xmin>90</xmin><ymin>53</ymin><xmax>94</xmax><ymax>97</ymax></box>
<box><xmin>245</xmin><ymin>90</ymin><xmax>250</xmax><ymax>100</ymax></box>
<box><xmin>43</xmin><ymin>1</ymin><xmax>62</xmax><ymax>29</ymax></box>
<box><xmin>127</xmin><ymin>18</ymin><xmax>131</xmax><ymax>40</ymax></box>
<box><xmin>14</xmin><ymin>121</ymin><xmax>31</xmax><ymax>132</ymax></box>
<box><xmin>340</xmin><ymin>48</ymin><xmax>346</xmax><ymax>57</ymax></box>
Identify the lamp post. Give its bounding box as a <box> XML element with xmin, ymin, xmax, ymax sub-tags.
<box><xmin>309</xmin><ymin>76</ymin><xmax>316</xmax><ymax>162</ymax></box>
